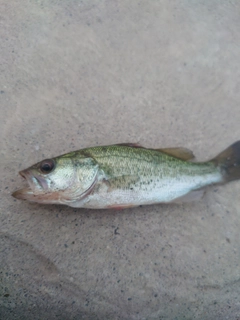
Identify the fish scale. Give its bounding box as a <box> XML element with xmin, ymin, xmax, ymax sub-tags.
<box><xmin>68</xmin><ymin>145</ymin><xmax>221</xmax><ymax>208</ymax></box>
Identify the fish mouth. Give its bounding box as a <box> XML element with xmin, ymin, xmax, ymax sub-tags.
<box><xmin>12</xmin><ymin>169</ymin><xmax>63</xmax><ymax>204</ymax></box>
<box><xmin>12</xmin><ymin>169</ymin><xmax>46</xmax><ymax>201</ymax></box>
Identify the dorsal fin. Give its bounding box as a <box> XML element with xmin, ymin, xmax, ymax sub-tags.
<box><xmin>156</xmin><ymin>147</ymin><xmax>195</xmax><ymax>161</ymax></box>
<box><xmin>115</xmin><ymin>143</ymin><xmax>143</xmax><ymax>148</ymax></box>
<box><xmin>115</xmin><ymin>143</ymin><xmax>194</xmax><ymax>161</ymax></box>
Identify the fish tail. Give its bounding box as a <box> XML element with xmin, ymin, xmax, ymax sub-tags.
<box><xmin>212</xmin><ymin>141</ymin><xmax>240</xmax><ymax>183</ymax></box>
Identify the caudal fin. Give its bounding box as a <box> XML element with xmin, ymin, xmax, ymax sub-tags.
<box><xmin>212</xmin><ymin>141</ymin><xmax>240</xmax><ymax>182</ymax></box>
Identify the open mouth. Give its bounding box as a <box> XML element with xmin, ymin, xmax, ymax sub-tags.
<box><xmin>12</xmin><ymin>170</ymin><xmax>44</xmax><ymax>200</ymax></box>
<box><xmin>12</xmin><ymin>170</ymin><xmax>62</xmax><ymax>204</ymax></box>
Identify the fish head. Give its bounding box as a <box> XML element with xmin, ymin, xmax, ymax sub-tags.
<box><xmin>12</xmin><ymin>154</ymin><xmax>99</xmax><ymax>205</ymax></box>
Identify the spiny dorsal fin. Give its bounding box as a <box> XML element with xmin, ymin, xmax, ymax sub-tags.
<box><xmin>115</xmin><ymin>143</ymin><xmax>143</xmax><ymax>148</ymax></box>
<box><xmin>156</xmin><ymin>147</ymin><xmax>195</xmax><ymax>161</ymax></box>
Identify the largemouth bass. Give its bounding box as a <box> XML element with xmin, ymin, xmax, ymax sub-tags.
<box><xmin>12</xmin><ymin>141</ymin><xmax>240</xmax><ymax>209</ymax></box>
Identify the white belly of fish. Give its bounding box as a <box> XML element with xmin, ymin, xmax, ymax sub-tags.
<box><xmin>70</xmin><ymin>171</ymin><xmax>223</xmax><ymax>209</ymax></box>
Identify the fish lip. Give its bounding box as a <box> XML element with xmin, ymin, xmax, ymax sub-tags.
<box><xmin>19</xmin><ymin>170</ymin><xmax>26</xmax><ymax>179</ymax></box>
<box><xmin>12</xmin><ymin>188</ymin><xmax>34</xmax><ymax>200</ymax></box>
<box><xmin>19</xmin><ymin>169</ymin><xmax>31</xmax><ymax>181</ymax></box>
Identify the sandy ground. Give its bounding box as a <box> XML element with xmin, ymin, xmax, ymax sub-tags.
<box><xmin>1</xmin><ymin>1</ymin><xmax>240</xmax><ymax>319</ymax></box>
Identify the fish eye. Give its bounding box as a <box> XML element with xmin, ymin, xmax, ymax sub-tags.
<box><xmin>39</xmin><ymin>159</ymin><xmax>55</xmax><ymax>174</ymax></box>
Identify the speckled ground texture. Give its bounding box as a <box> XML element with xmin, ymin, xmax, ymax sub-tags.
<box><xmin>1</xmin><ymin>1</ymin><xmax>240</xmax><ymax>319</ymax></box>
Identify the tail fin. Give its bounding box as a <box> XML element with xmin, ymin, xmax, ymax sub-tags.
<box><xmin>212</xmin><ymin>141</ymin><xmax>240</xmax><ymax>182</ymax></box>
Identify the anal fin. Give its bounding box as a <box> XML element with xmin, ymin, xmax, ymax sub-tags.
<box><xmin>172</xmin><ymin>190</ymin><xmax>205</xmax><ymax>203</ymax></box>
<box><xmin>107</xmin><ymin>204</ymin><xmax>135</xmax><ymax>210</ymax></box>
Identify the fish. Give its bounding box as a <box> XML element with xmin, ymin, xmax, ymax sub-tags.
<box><xmin>12</xmin><ymin>141</ymin><xmax>240</xmax><ymax>209</ymax></box>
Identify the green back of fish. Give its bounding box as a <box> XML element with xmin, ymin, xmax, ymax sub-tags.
<box><xmin>74</xmin><ymin>145</ymin><xmax>218</xmax><ymax>182</ymax></box>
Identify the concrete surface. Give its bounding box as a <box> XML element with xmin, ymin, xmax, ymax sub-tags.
<box><xmin>1</xmin><ymin>1</ymin><xmax>240</xmax><ymax>319</ymax></box>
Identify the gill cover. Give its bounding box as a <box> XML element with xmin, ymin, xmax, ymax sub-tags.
<box><xmin>64</xmin><ymin>156</ymin><xmax>99</xmax><ymax>202</ymax></box>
